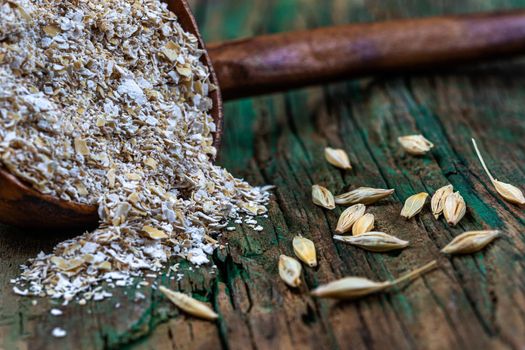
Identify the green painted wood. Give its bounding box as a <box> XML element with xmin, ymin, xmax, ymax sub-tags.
<box><xmin>1</xmin><ymin>0</ymin><xmax>525</xmax><ymax>349</ymax></box>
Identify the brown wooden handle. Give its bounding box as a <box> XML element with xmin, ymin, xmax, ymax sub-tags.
<box><xmin>208</xmin><ymin>10</ymin><xmax>525</xmax><ymax>100</ymax></box>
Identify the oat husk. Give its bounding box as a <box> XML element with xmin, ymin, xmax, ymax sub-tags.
<box><xmin>443</xmin><ymin>192</ymin><xmax>466</xmax><ymax>226</ymax></box>
<box><xmin>292</xmin><ymin>236</ymin><xmax>317</xmax><ymax>267</ymax></box>
<box><xmin>335</xmin><ymin>204</ymin><xmax>366</xmax><ymax>234</ymax></box>
<box><xmin>441</xmin><ymin>230</ymin><xmax>500</xmax><ymax>254</ymax></box>
<box><xmin>431</xmin><ymin>184</ymin><xmax>453</xmax><ymax>219</ymax></box>
<box><xmin>312</xmin><ymin>185</ymin><xmax>336</xmax><ymax>210</ymax></box>
<box><xmin>335</xmin><ymin>187</ymin><xmax>395</xmax><ymax>206</ymax></box>
<box><xmin>334</xmin><ymin>232</ymin><xmax>409</xmax><ymax>252</ymax></box>
<box><xmin>324</xmin><ymin>147</ymin><xmax>352</xmax><ymax>170</ymax></box>
<box><xmin>398</xmin><ymin>135</ymin><xmax>434</xmax><ymax>155</ymax></box>
<box><xmin>352</xmin><ymin>213</ymin><xmax>375</xmax><ymax>235</ymax></box>
<box><xmin>472</xmin><ymin>139</ymin><xmax>524</xmax><ymax>205</ymax></box>
<box><xmin>159</xmin><ymin>286</ymin><xmax>218</xmax><ymax>321</ymax></box>
<box><xmin>278</xmin><ymin>255</ymin><xmax>302</xmax><ymax>288</ymax></box>
<box><xmin>311</xmin><ymin>260</ymin><xmax>437</xmax><ymax>299</ymax></box>
<box><xmin>400</xmin><ymin>192</ymin><xmax>428</xmax><ymax>219</ymax></box>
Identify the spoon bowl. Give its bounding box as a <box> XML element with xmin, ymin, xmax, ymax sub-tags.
<box><xmin>0</xmin><ymin>0</ymin><xmax>223</xmax><ymax>229</ymax></box>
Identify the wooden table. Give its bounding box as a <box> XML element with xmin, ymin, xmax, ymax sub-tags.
<box><xmin>1</xmin><ymin>0</ymin><xmax>524</xmax><ymax>349</ymax></box>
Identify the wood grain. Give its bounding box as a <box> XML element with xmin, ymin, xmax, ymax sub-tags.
<box><xmin>1</xmin><ymin>0</ymin><xmax>525</xmax><ymax>349</ymax></box>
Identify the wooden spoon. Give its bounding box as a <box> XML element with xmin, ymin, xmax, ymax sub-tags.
<box><xmin>2</xmin><ymin>2</ymin><xmax>525</xmax><ymax>229</ymax></box>
<box><xmin>0</xmin><ymin>0</ymin><xmax>222</xmax><ymax>229</ymax></box>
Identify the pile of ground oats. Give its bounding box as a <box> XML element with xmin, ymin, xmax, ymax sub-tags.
<box><xmin>0</xmin><ymin>0</ymin><xmax>269</xmax><ymax>302</ymax></box>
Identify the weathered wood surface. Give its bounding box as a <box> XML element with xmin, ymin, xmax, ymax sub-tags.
<box><xmin>1</xmin><ymin>0</ymin><xmax>525</xmax><ymax>349</ymax></box>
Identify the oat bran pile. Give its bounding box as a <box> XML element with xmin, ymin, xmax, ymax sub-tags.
<box><xmin>0</xmin><ymin>0</ymin><xmax>270</xmax><ymax>302</ymax></box>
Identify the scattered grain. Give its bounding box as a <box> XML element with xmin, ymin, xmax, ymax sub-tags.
<box><xmin>335</xmin><ymin>187</ymin><xmax>395</xmax><ymax>205</ymax></box>
<box><xmin>400</xmin><ymin>192</ymin><xmax>428</xmax><ymax>219</ymax></box>
<box><xmin>441</xmin><ymin>230</ymin><xmax>500</xmax><ymax>254</ymax></box>
<box><xmin>312</xmin><ymin>185</ymin><xmax>335</xmax><ymax>210</ymax></box>
<box><xmin>311</xmin><ymin>276</ymin><xmax>389</xmax><ymax>299</ymax></box>
<box><xmin>278</xmin><ymin>255</ymin><xmax>302</xmax><ymax>288</ymax></box>
<box><xmin>398</xmin><ymin>135</ymin><xmax>434</xmax><ymax>155</ymax></box>
<box><xmin>472</xmin><ymin>139</ymin><xmax>524</xmax><ymax>205</ymax></box>
<box><xmin>334</xmin><ymin>232</ymin><xmax>409</xmax><ymax>252</ymax></box>
<box><xmin>431</xmin><ymin>184</ymin><xmax>453</xmax><ymax>219</ymax></box>
<box><xmin>443</xmin><ymin>192</ymin><xmax>466</xmax><ymax>226</ymax></box>
<box><xmin>159</xmin><ymin>286</ymin><xmax>218</xmax><ymax>321</ymax></box>
<box><xmin>352</xmin><ymin>213</ymin><xmax>375</xmax><ymax>235</ymax></box>
<box><xmin>292</xmin><ymin>236</ymin><xmax>317</xmax><ymax>267</ymax></box>
<box><xmin>335</xmin><ymin>204</ymin><xmax>366</xmax><ymax>234</ymax></box>
<box><xmin>311</xmin><ymin>260</ymin><xmax>437</xmax><ymax>299</ymax></box>
<box><xmin>324</xmin><ymin>147</ymin><xmax>352</xmax><ymax>170</ymax></box>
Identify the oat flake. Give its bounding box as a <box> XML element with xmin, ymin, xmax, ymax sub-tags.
<box><xmin>2</xmin><ymin>0</ymin><xmax>270</xmax><ymax>302</ymax></box>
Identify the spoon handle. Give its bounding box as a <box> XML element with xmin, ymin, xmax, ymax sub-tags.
<box><xmin>208</xmin><ymin>10</ymin><xmax>525</xmax><ymax>100</ymax></box>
